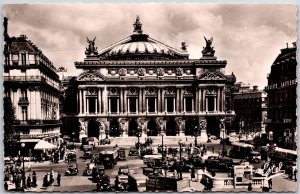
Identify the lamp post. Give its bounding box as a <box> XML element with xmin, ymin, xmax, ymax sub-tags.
<box><xmin>21</xmin><ymin>142</ymin><xmax>25</xmax><ymax>188</ymax></box>
<box><xmin>72</xmin><ymin>132</ymin><xmax>75</xmax><ymax>148</ymax></box>
<box><xmin>136</xmin><ymin>128</ymin><xmax>142</xmax><ymax>156</ymax></box>
<box><xmin>160</xmin><ymin>132</ymin><xmax>165</xmax><ymax>159</ymax></box>
<box><xmin>222</xmin><ymin>128</ymin><xmax>225</xmax><ymax>157</ymax></box>
<box><xmin>194</xmin><ymin>130</ymin><xmax>198</xmax><ymax>147</ymax></box>
<box><xmin>178</xmin><ymin>140</ymin><xmax>183</xmax><ymax>179</ymax></box>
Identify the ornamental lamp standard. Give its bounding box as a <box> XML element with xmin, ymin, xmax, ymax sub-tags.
<box><xmin>136</xmin><ymin>128</ymin><xmax>142</xmax><ymax>155</ymax></box>
<box><xmin>160</xmin><ymin>132</ymin><xmax>165</xmax><ymax>159</ymax></box>
<box><xmin>221</xmin><ymin>128</ymin><xmax>226</xmax><ymax>157</ymax></box>
<box><xmin>72</xmin><ymin>132</ymin><xmax>75</xmax><ymax>148</ymax></box>
<box><xmin>178</xmin><ymin>139</ymin><xmax>183</xmax><ymax>179</ymax></box>
<box><xmin>21</xmin><ymin>142</ymin><xmax>25</xmax><ymax>187</ymax></box>
<box><xmin>193</xmin><ymin>126</ymin><xmax>198</xmax><ymax>147</ymax></box>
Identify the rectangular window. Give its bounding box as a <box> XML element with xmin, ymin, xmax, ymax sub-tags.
<box><xmin>110</xmin><ymin>97</ymin><xmax>118</xmax><ymax>113</ymax></box>
<box><xmin>129</xmin><ymin>97</ymin><xmax>136</xmax><ymax>113</ymax></box>
<box><xmin>88</xmin><ymin>97</ymin><xmax>96</xmax><ymax>113</ymax></box>
<box><xmin>167</xmin><ymin>97</ymin><xmax>174</xmax><ymax>112</ymax></box>
<box><xmin>185</xmin><ymin>97</ymin><xmax>193</xmax><ymax>112</ymax></box>
<box><xmin>207</xmin><ymin>96</ymin><xmax>214</xmax><ymax>111</ymax></box>
<box><xmin>148</xmin><ymin>97</ymin><xmax>155</xmax><ymax>113</ymax></box>
<box><xmin>21</xmin><ymin>53</ymin><xmax>26</xmax><ymax>65</ymax></box>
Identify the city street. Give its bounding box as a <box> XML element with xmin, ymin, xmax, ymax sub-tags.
<box><xmin>6</xmin><ymin>137</ymin><xmax>297</xmax><ymax>192</ymax></box>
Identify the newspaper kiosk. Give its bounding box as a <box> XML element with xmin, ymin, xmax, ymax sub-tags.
<box><xmin>233</xmin><ymin>162</ymin><xmax>253</xmax><ymax>188</ymax></box>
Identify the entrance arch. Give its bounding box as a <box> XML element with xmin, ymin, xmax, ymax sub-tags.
<box><xmin>110</xmin><ymin>119</ymin><xmax>120</xmax><ymax>137</ymax></box>
<box><xmin>147</xmin><ymin>119</ymin><xmax>158</xmax><ymax>136</ymax></box>
<box><xmin>166</xmin><ymin>117</ymin><xmax>177</xmax><ymax>136</ymax></box>
<box><xmin>185</xmin><ymin>118</ymin><xmax>195</xmax><ymax>136</ymax></box>
<box><xmin>88</xmin><ymin>119</ymin><xmax>100</xmax><ymax>137</ymax></box>
<box><xmin>128</xmin><ymin>119</ymin><xmax>138</xmax><ymax>136</ymax></box>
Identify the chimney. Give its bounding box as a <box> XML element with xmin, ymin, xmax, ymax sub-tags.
<box><xmin>253</xmin><ymin>85</ymin><xmax>258</xmax><ymax>91</ymax></box>
<box><xmin>286</xmin><ymin>43</ymin><xmax>289</xmax><ymax>48</ymax></box>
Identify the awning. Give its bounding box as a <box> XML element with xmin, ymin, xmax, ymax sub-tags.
<box><xmin>20</xmin><ymin>139</ymin><xmax>40</xmax><ymax>143</ymax></box>
<box><xmin>34</xmin><ymin>139</ymin><xmax>57</xmax><ymax>150</ymax></box>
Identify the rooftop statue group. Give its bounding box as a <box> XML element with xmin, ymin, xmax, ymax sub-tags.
<box><xmin>85</xmin><ymin>37</ymin><xmax>98</xmax><ymax>56</ymax></box>
<box><xmin>202</xmin><ymin>36</ymin><xmax>215</xmax><ymax>56</ymax></box>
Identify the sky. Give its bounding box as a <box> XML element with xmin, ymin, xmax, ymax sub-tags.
<box><xmin>3</xmin><ymin>4</ymin><xmax>297</xmax><ymax>89</ymax></box>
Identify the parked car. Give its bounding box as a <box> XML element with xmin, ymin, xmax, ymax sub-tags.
<box><xmin>83</xmin><ymin>163</ymin><xmax>95</xmax><ymax>176</ymax></box>
<box><xmin>65</xmin><ymin>163</ymin><xmax>78</xmax><ymax>176</ymax></box>
<box><xmin>118</xmin><ymin>149</ymin><xmax>126</xmax><ymax>161</ymax></box>
<box><xmin>118</xmin><ymin>166</ymin><xmax>130</xmax><ymax>175</ymax></box>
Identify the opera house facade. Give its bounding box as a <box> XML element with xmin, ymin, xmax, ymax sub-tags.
<box><xmin>61</xmin><ymin>17</ymin><xmax>236</xmax><ymax>141</ymax></box>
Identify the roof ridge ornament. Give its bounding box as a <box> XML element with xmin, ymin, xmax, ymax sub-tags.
<box><xmin>85</xmin><ymin>37</ymin><xmax>98</xmax><ymax>56</ymax></box>
<box><xmin>133</xmin><ymin>15</ymin><xmax>143</xmax><ymax>34</ymax></box>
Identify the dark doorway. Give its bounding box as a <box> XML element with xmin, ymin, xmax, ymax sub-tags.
<box><xmin>110</xmin><ymin>119</ymin><xmax>120</xmax><ymax>137</ymax></box>
<box><xmin>147</xmin><ymin>119</ymin><xmax>158</xmax><ymax>136</ymax></box>
<box><xmin>166</xmin><ymin>117</ymin><xmax>177</xmax><ymax>136</ymax></box>
<box><xmin>206</xmin><ymin>117</ymin><xmax>219</xmax><ymax>136</ymax></box>
<box><xmin>128</xmin><ymin>119</ymin><xmax>138</xmax><ymax>136</ymax></box>
<box><xmin>88</xmin><ymin>118</ymin><xmax>99</xmax><ymax>137</ymax></box>
<box><xmin>185</xmin><ymin>118</ymin><xmax>195</xmax><ymax>135</ymax></box>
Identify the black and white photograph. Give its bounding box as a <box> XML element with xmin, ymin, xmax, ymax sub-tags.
<box><xmin>2</xmin><ymin>3</ymin><xmax>297</xmax><ymax>192</ymax></box>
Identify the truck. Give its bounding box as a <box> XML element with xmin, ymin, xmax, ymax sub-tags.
<box><xmin>92</xmin><ymin>146</ymin><xmax>119</xmax><ymax>169</ymax></box>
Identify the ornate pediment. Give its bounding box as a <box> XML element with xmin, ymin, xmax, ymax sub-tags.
<box><xmin>77</xmin><ymin>72</ymin><xmax>105</xmax><ymax>81</ymax></box>
<box><xmin>198</xmin><ymin>71</ymin><xmax>226</xmax><ymax>80</ymax></box>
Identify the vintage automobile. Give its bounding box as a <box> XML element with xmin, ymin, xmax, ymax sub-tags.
<box><xmin>65</xmin><ymin>151</ymin><xmax>77</xmax><ymax>163</ymax></box>
<box><xmin>249</xmin><ymin>151</ymin><xmax>261</xmax><ymax>163</ymax></box>
<box><xmin>128</xmin><ymin>147</ymin><xmax>139</xmax><ymax>156</ymax></box>
<box><xmin>82</xmin><ymin>163</ymin><xmax>95</xmax><ymax>176</ymax></box>
<box><xmin>65</xmin><ymin>163</ymin><xmax>79</xmax><ymax>176</ymax></box>
<box><xmin>204</xmin><ymin>156</ymin><xmax>234</xmax><ymax>172</ymax></box>
<box><xmin>115</xmin><ymin>175</ymin><xmax>129</xmax><ymax>191</ymax></box>
<box><xmin>92</xmin><ymin>165</ymin><xmax>105</xmax><ymax>182</ymax></box>
<box><xmin>118</xmin><ymin>166</ymin><xmax>130</xmax><ymax>175</ymax></box>
<box><xmin>83</xmin><ymin>145</ymin><xmax>93</xmax><ymax>159</ymax></box>
<box><xmin>100</xmin><ymin>138</ymin><xmax>111</xmax><ymax>145</ymax></box>
<box><xmin>118</xmin><ymin>149</ymin><xmax>126</xmax><ymax>161</ymax></box>
<box><xmin>97</xmin><ymin>174</ymin><xmax>111</xmax><ymax>191</ymax></box>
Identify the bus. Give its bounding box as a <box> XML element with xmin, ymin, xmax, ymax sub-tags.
<box><xmin>229</xmin><ymin>142</ymin><xmax>254</xmax><ymax>159</ymax></box>
<box><xmin>271</xmin><ymin>147</ymin><xmax>297</xmax><ymax>162</ymax></box>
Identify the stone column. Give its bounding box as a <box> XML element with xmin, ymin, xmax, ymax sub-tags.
<box><xmin>98</xmin><ymin>88</ymin><xmax>102</xmax><ymax>114</ymax></box>
<box><xmin>95</xmin><ymin>98</ymin><xmax>98</xmax><ymax>114</ymax></box>
<box><xmin>217</xmin><ymin>87</ymin><xmax>220</xmax><ymax>112</ymax></box>
<box><xmin>124</xmin><ymin>89</ymin><xmax>127</xmax><ymax>113</ymax></box>
<box><xmin>203</xmin><ymin>88</ymin><xmax>206</xmax><ymax>112</ymax></box>
<box><xmin>79</xmin><ymin>89</ymin><xmax>83</xmax><ymax>114</ymax></box>
<box><xmin>176</xmin><ymin>88</ymin><xmax>180</xmax><ymax>113</ymax></box>
<box><xmin>157</xmin><ymin>88</ymin><xmax>161</xmax><ymax>113</ymax></box>
<box><xmin>195</xmin><ymin>87</ymin><xmax>199</xmax><ymax>113</ymax></box>
<box><xmin>180</xmin><ymin>88</ymin><xmax>184</xmax><ymax>113</ymax></box>
<box><xmin>120</xmin><ymin>88</ymin><xmax>124</xmax><ymax>114</ymax></box>
<box><xmin>102</xmin><ymin>87</ymin><xmax>107</xmax><ymax>114</ymax></box>
<box><xmin>161</xmin><ymin>88</ymin><xmax>165</xmax><ymax>113</ymax></box>
<box><xmin>139</xmin><ymin>88</ymin><xmax>142</xmax><ymax>114</ymax></box>
<box><xmin>83</xmin><ymin>90</ymin><xmax>87</xmax><ymax>114</ymax></box>
<box><xmin>142</xmin><ymin>88</ymin><xmax>146</xmax><ymax>113</ymax></box>
<box><xmin>108</xmin><ymin>98</ymin><xmax>111</xmax><ymax>114</ymax></box>
<box><xmin>214</xmin><ymin>96</ymin><xmax>217</xmax><ymax>112</ymax></box>
<box><xmin>173</xmin><ymin>97</ymin><xmax>176</xmax><ymax>113</ymax></box>
<box><xmin>87</xmin><ymin>98</ymin><xmax>89</xmax><ymax>114</ymax></box>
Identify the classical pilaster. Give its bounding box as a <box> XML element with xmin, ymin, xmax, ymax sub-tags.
<box><xmin>35</xmin><ymin>88</ymin><xmax>41</xmax><ymax>120</ymax></box>
<box><xmin>98</xmin><ymin>88</ymin><xmax>102</xmax><ymax>114</ymax></box>
<box><xmin>161</xmin><ymin>89</ymin><xmax>165</xmax><ymax>113</ymax></box>
<box><xmin>180</xmin><ymin>88</ymin><xmax>184</xmax><ymax>113</ymax></box>
<box><xmin>102</xmin><ymin>87</ymin><xmax>107</xmax><ymax>114</ymax></box>
<box><xmin>124</xmin><ymin>89</ymin><xmax>127</xmax><ymax>113</ymax></box>
<box><xmin>87</xmin><ymin>98</ymin><xmax>89</xmax><ymax>114</ymax></box>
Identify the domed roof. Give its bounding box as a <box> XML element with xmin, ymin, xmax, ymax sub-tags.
<box><xmin>109</xmin><ymin>41</ymin><xmax>170</xmax><ymax>56</ymax></box>
<box><xmin>98</xmin><ymin>16</ymin><xmax>189</xmax><ymax>60</ymax></box>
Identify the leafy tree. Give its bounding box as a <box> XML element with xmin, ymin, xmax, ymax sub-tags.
<box><xmin>3</xmin><ymin>97</ymin><xmax>19</xmax><ymax>156</ymax></box>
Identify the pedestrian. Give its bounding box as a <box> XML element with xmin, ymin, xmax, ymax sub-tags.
<box><xmin>57</xmin><ymin>172</ymin><xmax>61</xmax><ymax>187</ymax></box>
<box><xmin>32</xmin><ymin>173</ymin><xmax>37</xmax><ymax>187</ymax></box>
<box><xmin>191</xmin><ymin>167</ymin><xmax>195</xmax><ymax>181</ymax></box>
<box><xmin>4</xmin><ymin>181</ymin><xmax>9</xmax><ymax>190</ymax></box>
<box><xmin>50</xmin><ymin>169</ymin><xmax>54</xmax><ymax>184</ymax></box>
<box><xmin>289</xmin><ymin>166</ymin><xmax>293</xmax><ymax>179</ymax></box>
<box><xmin>27</xmin><ymin>174</ymin><xmax>32</xmax><ymax>189</ymax></box>
<box><xmin>268</xmin><ymin>178</ymin><xmax>272</xmax><ymax>189</ymax></box>
<box><xmin>212</xmin><ymin>147</ymin><xmax>215</xmax><ymax>154</ymax></box>
<box><xmin>43</xmin><ymin>174</ymin><xmax>48</xmax><ymax>188</ymax></box>
<box><xmin>27</xmin><ymin>162</ymin><xmax>31</xmax><ymax>172</ymax></box>
<box><xmin>46</xmin><ymin>173</ymin><xmax>50</xmax><ymax>186</ymax></box>
<box><xmin>247</xmin><ymin>183</ymin><xmax>252</xmax><ymax>192</ymax></box>
<box><xmin>294</xmin><ymin>168</ymin><xmax>297</xmax><ymax>181</ymax></box>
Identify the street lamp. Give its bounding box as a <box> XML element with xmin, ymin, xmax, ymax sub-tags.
<box><xmin>178</xmin><ymin>140</ymin><xmax>183</xmax><ymax>179</ymax></box>
<box><xmin>21</xmin><ymin>142</ymin><xmax>25</xmax><ymax>188</ymax></box>
<box><xmin>136</xmin><ymin>129</ymin><xmax>142</xmax><ymax>156</ymax></box>
<box><xmin>222</xmin><ymin>128</ymin><xmax>225</xmax><ymax>157</ymax></box>
<box><xmin>160</xmin><ymin>132</ymin><xmax>165</xmax><ymax>159</ymax></box>
<box><xmin>72</xmin><ymin>132</ymin><xmax>75</xmax><ymax>148</ymax></box>
<box><xmin>193</xmin><ymin>128</ymin><xmax>198</xmax><ymax>147</ymax></box>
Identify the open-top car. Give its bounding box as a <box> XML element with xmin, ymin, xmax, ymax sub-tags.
<box><xmin>65</xmin><ymin>163</ymin><xmax>78</xmax><ymax>176</ymax></box>
<box><xmin>128</xmin><ymin>147</ymin><xmax>138</xmax><ymax>156</ymax></box>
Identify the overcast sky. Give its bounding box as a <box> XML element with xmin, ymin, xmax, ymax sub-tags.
<box><xmin>3</xmin><ymin>4</ymin><xmax>297</xmax><ymax>89</ymax></box>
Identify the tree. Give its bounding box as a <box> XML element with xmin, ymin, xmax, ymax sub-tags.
<box><xmin>3</xmin><ymin>97</ymin><xmax>19</xmax><ymax>156</ymax></box>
